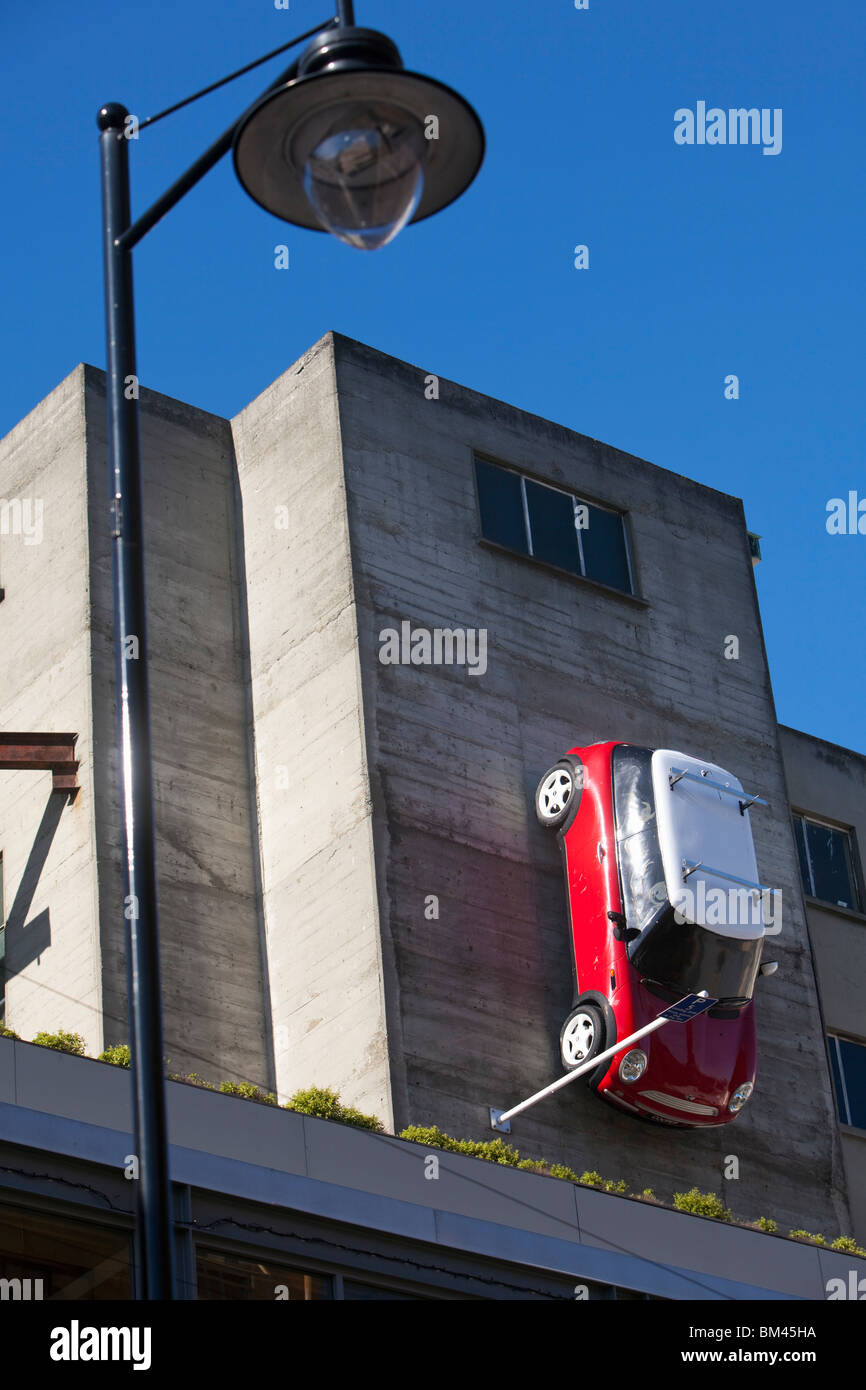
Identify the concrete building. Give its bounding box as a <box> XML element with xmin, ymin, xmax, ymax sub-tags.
<box><xmin>0</xmin><ymin>333</ymin><xmax>863</xmax><ymax>1289</ymax></box>
<box><xmin>778</xmin><ymin>727</ymin><xmax>866</xmax><ymax>1242</ymax></box>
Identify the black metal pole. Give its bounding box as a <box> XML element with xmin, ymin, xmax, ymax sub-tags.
<box><xmin>98</xmin><ymin>102</ymin><xmax>174</xmax><ymax>1301</ymax></box>
<box><xmin>336</xmin><ymin>0</ymin><xmax>355</xmax><ymax>24</ymax></box>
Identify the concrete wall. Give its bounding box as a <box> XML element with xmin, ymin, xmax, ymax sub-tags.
<box><xmin>779</xmin><ymin>724</ymin><xmax>866</xmax><ymax>1241</ymax></box>
<box><xmin>328</xmin><ymin>332</ymin><xmax>852</xmax><ymax>1240</ymax></box>
<box><xmin>0</xmin><ymin>367</ymin><xmax>272</xmax><ymax>1087</ymax></box>
<box><xmin>0</xmin><ymin>368</ymin><xmax>102</xmax><ymax>1048</ymax></box>
<box><xmin>232</xmin><ymin>337</ymin><xmax>392</xmax><ymax>1123</ymax></box>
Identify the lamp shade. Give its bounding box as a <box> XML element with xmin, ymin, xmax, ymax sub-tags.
<box><xmin>233</xmin><ymin>55</ymin><xmax>484</xmax><ymax>245</ymax></box>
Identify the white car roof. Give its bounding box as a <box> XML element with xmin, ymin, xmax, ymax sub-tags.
<box><xmin>651</xmin><ymin>749</ymin><xmax>767</xmax><ymax>940</ymax></box>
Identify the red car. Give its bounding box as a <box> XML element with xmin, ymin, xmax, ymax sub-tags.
<box><xmin>535</xmin><ymin>741</ymin><xmax>777</xmax><ymax>1127</ymax></box>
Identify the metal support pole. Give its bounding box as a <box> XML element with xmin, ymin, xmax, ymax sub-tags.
<box><xmin>337</xmin><ymin>0</ymin><xmax>355</xmax><ymax>24</ymax></box>
<box><xmin>491</xmin><ymin>992</ymin><xmax>711</xmax><ymax>1130</ymax></box>
<box><xmin>98</xmin><ymin>102</ymin><xmax>174</xmax><ymax>1301</ymax></box>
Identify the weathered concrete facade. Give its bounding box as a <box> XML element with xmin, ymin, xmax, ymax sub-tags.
<box><xmin>0</xmin><ymin>369</ymin><xmax>101</xmax><ymax>1046</ymax></box>
<box><xmin>313</xmin><ymin>333</ymin><xmax>851</xmax><ymax>1237</ymax></box>
<box><xmin>779</xmin><ymin>726</ymin><xmax>866</xmax><ymax>1241</ymax></box>
<box><xmin>232</xmin><ymin>340</ymin><xmax>390</xmax><ymax>1124</ymax></box>
<box><xmin>0</xmin><ymin>366</ymin><xmax>272</xmax><ymax>1087</ymax></box>
<box><xmin>0</xmin><ymin>333</ymin><xmax>859</xmax><ymax>1244</ymax></box>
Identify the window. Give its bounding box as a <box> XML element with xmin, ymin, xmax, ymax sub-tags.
<box><xmin>827</xmin><ymin>1035</ymin><xmax>866</xmax><ymax>1129</ymax></box>
<box><xmin>0</xmin><ymin>1203</ymin><xmax>131</xmax><ymax>1299</ymax></box>
<box><xmin>196</xmin><ymin>1247</ymin><xmax>332</xmax><ymax>1300</ymax></box>
<box><xmin>793</xmin><ymin>814</ymin><xmax>862</xmax><ymax>912</ymax></box>
<box><xmin>474</xmin><ymin>457</ymin><xmax>633</xmax><ymax>594</ymax></box>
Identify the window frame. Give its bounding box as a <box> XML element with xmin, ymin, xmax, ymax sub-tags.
<box><xmin>827</xmin><ymin>1033</ymin><xmax>866</xmax><ymax>1131</ymax></box>
<box><xmin>792</xmin><ymin>810</ymin><xmax>864</xmax><ymax>914</ymax></box>
<box><xmin>473</xmin><ymin>453</ymin><xmax>641</xmax><ymax>601</ymax></box>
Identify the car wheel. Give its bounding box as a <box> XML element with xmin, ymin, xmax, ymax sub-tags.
<box><xmin>560</xmin><ymin>1002</ymin><xmax>605</xmax><ymax>1071</ymax></box>
<box><xmin>535</xmin><ymin>761</ymin><xmax>579</xmax><ymax>829</ymax></box>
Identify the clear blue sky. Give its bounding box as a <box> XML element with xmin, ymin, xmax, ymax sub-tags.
<box><xmin>2</xmin><ymin>0</ymin><xmax>863</xmax><ymax>752</ymax></box>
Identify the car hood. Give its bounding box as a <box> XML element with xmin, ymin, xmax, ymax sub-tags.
<box><xmin>630</xmin><ymin>980</ymin><xmax>757</xmax><ymax>1110</ymax></box>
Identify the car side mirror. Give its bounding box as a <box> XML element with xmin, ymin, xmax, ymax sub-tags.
<box><xmin>759</xmin><ymin>961</ymin><xmax>779</xmax><ymax>976</ymax></box>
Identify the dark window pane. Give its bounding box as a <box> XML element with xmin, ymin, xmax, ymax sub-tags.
<box><xmin>793</xmin><ymin>816</ymin><xmax>812</xmax><ymax>896</ymax></box>
<box><xmin>474</xmin><ymin>460</ymin><xmax>528</xmax><ymax>555</ymax></box>
<box><xmin>196</xmin><ymin>1248</ymin><xmax>331</xmax><ymax>1300</ymax></box>
<box><xmin>525</xmin><ymin>480</ymin><xmax>581</xmax><ymax>574</ymax></box>
<box><xmin>838</xmin><ymin>1038</ymin><xmax>866</xmax><ymax>1130</ymax></box>
<box><xmin>0</xmin><ymin>1203</ymin><xmax>131</xmax><ymax>1299</ymax></box>
<box><xmin>828</xmin><ymin>1038</ymin><xmax>849</xmax><ymax>1125</ymax></box>
<box><xmin>804</xmin><ymin>822</ymin><xmax>860</xmax><ymax>910</ymax></box>
<box><xmin>630</xmin><ymin>912</ymin><xmax>762</xmax><ymax>1003</ymax></box>
<box><xmin>580</xmin><ymin>503</ymin><xmax>632</xmax><ymax>592</ymax></box>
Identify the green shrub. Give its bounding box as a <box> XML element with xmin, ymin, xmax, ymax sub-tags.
<box><xmin>578</xmin><ymin>1170</ymin><xmax>604</xmax><ymax>1188</ymax></box>
<box><xmin>0</xmin><ymin>1026</ymin><xmax>19</xmax><ymax>1039</ymax></box>
<box><xmin>752</xmin><ymin>1216</ymin><xmax>777</xmax><ymax>1234</ymax></box>
<box><xmin>548</xmin><ymin>1163</ymin><xmax>581</xmax><ymax>1182</ymax></box>
<box><xmin>449</xmin><ymin>1137</ymin><xmax>520</xmax><ymax>1166</ymax></box>
<box><xmin>789</xmin><ymin>1229</ymin><xmax>826</xmax><ymax>1245</ymax></box>
<box><xmin>32</xmin><ymin>1030</ymin><xmax>85</xmax><ymax>1056</ymax></box>
<box><xmin>220</xmin><ymin>1081</ymin><xmax>277</xmax><ymax>1106</ymax></box>
<box><xmin>831</xmin><ymin>1236</ymin><xmax>866</xmax><ymax>1257</ymax></box>
<box><xmin>167</xmin><ymin>1071</ymin><xmax>216</xmax><ymax>1089</ymax></box>
<box><xmin>287</xmin><ymin>1086</ymin><xmax>383</xmax><ymax>1133</ymax></box>
<box><xmin>399</xmin><ymin>1124</ymin><xmax>452</xmax><ymax>1149</ymax></box>
<box><xmin>637</xmin><ymin>1188</ymin><xmax>660</xmax><ymax>1203</ymax></box>
<box><xmin>398</xmin><ymin>1124</ymin><xmax>519</xmax><ymax>1163</ymax></box>
<box><xmin>574</xmin><ymin>1170</ymin><xmax>627</xmax><ymax>1193</ymax></box>
<box><xmin>399</xmin><ymin>1136</ymin><xmax>630</xmax><ymax>1191</ymax></box>
<box><xmin>98</xmin><ymin>1043</ymin><xmax>130</xmax><ymax>1067</ymax></box>
<box><xmin>673</xmin><ymin>1188</ymin><xmax>731</xmax><ymax>1222</ymax></box>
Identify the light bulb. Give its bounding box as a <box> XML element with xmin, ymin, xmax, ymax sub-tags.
<box><xmin>296</xmin><ymin>101</ymin><xmax>426</xmax><ymax>250</ymax></box>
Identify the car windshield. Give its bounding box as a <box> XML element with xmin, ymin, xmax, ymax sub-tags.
<box><xmin>612</xmin><ymin>745</ymin><xmax>762</xmax><ymax>1002</ymax></box>
<box><xmin>629</xmin><ymin>910</ymin><xmax>762</xmax><ymax>1002</ymax></box>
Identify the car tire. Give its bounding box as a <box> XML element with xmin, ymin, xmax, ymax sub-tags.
<box><xmin>535</xmin><ymin>760</ymin><xmax>581</xmax><ymax>830</ymax></box>
<box><xmin>560</xmin><ymin>1001</ymin><xmax>606</xmax><ymax>1072</ymax></box>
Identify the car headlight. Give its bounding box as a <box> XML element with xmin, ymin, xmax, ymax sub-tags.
<box><xmin>619</xmin><ymin>1050</ymin><xmax>647</xmax><ymax>1083</ymax></box>
<box><xmin>728</xmin><ymin>1082</ymin><xmax>754</xmax><ymax>1113</ymax></box>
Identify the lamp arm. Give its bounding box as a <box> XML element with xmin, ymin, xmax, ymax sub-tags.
<box><xmin>139</xmin><ymin>17</ymin><xmax>338</xmax><ymax>131</ymax></box>
<box><xmin>112</xmin><ymin>16</ymin><xmax>336</xmax><ymax>253</ymax></box>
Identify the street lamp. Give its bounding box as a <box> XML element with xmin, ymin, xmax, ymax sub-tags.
<box><xmin>234</xmin><ymin>26</ymin><xmax>485</xmax><ymax>248</ymax></box>
<box><xmin>97</xmin><ymin>4</ymin><xmax>483</xmax><ymax>1300</ymax></box>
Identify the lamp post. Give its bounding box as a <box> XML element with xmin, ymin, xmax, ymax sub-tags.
<box><xmin>97</xmin><ymin>7</ymin><xmax>483</xmax><ymax>1300</ymax></box>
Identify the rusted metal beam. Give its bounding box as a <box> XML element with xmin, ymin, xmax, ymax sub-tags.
<box><xmin>0</xmin><ymin>733</ymin><xmax>79</xmax><ymax>796</ymax></box>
